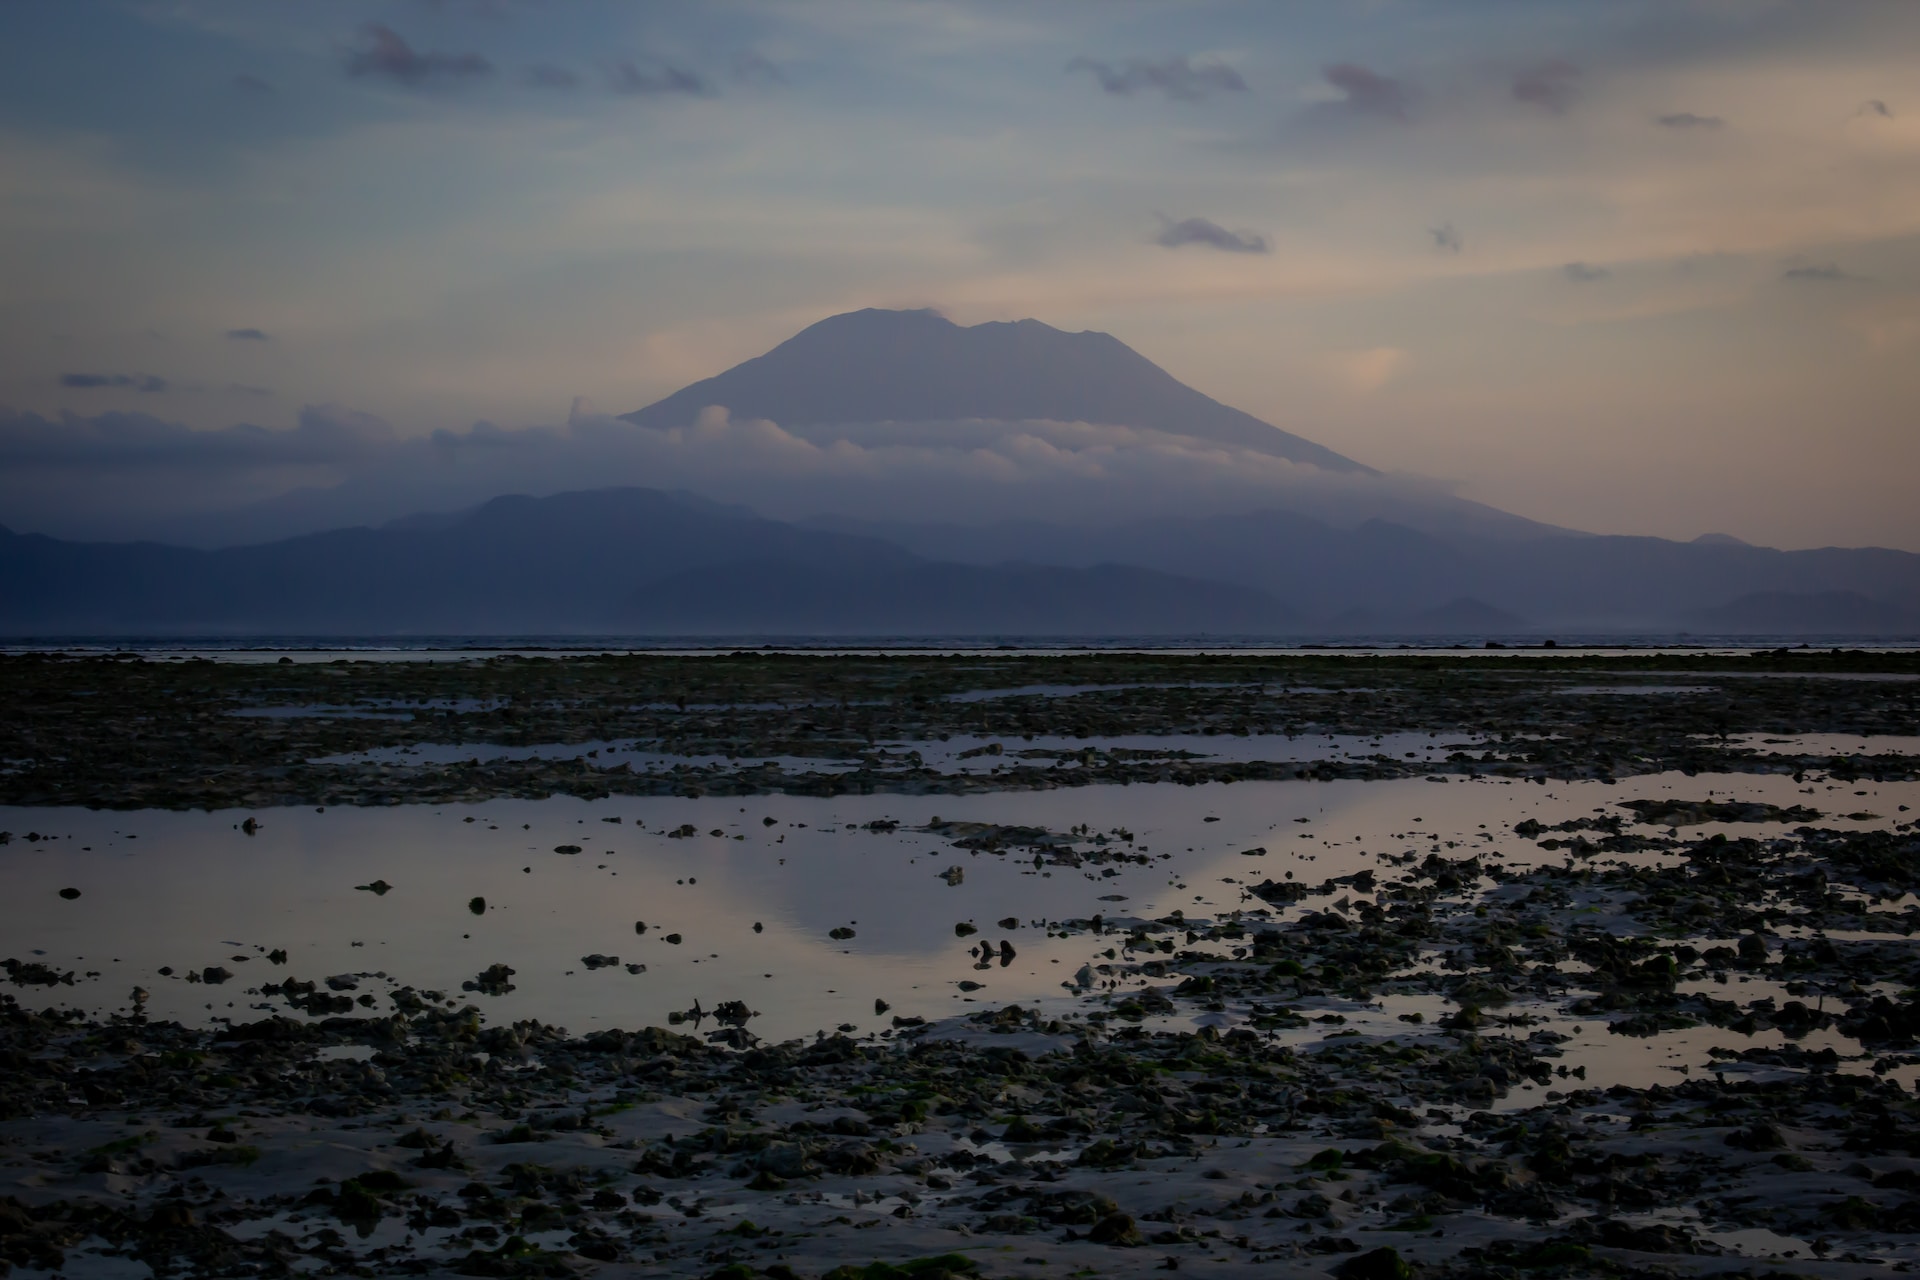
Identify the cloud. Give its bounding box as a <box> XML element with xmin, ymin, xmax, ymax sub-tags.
<box><xmin>225</xmin><ymin>328</ymin><xmax>270</xmax><ymax>342</ymax></box>
<box><xmin>732</xmin><ymin>53</ymin><xmax>786</xmax><ymax>86</ymax></box>
<box><xmin>60</xmin><ymin>373</ymin><xmax>168</xmax><ymax>392</ymax></box>
<box><xmin>609</xmin><ymin>59</ymin><xmax>708</xmax><ymax>96</ymax></box>
<box><xmin>345</xmin><ymin>25</ymin><xmax>492</xmax><ymax>86</ymax></box>
<box><xmin>1429</xmin><ymin>222</ymin><xmax>1462</xmax><ymax>254</ymax></box>
<box><xmin>1655</xmin><ymin>112</ymin><xmax>1723</xmax><ymax>129</ymax></box>
<box><xmin>1153</xmin><ymin>216</ymin><xmax>1270</xmax><ymax>254</ymax></box>
<box><xmin>1782</xmin><ymin>263</ymin><xmax>1859</xmax><ymax>281</ymax></box>
<box><xmin>1562</xmin><ymin>261</ymin><xmax>1611</xmax><ymax>282</ymax></box>
<box><xmin>1329</xmin><ymin>348</ymin><xmax>1406</xmax><ymax>394</ymax></box>
<box><xmin>230</xmin><ymin>74</ymin><xmax>274</xmax><ymax>95</ymax></box>
<box><xmin>1067</xmin><ymin>56</ymin><xmax>1248</xmax><ymax>102</ymax></box>
<box><xmin>1859</xmin><ymin>99</ymin><xmax>1894</xmax><ymax>118</ymax></box>
<box><xmin>1320</xmin><ymin>63</ymin><xmax>1410</xmax><ymax>121</ymax></box>
<box><xmin>0</xmin><ymin>404</ymin><xmax>1437</xmax><ymax>545</ymax></box>
<box><xmin>1511</xmin><ymin>60</ymin><xmax>1579</xmax><ymax>113</ymax></box>
<box><xmin>0</xmin><ymin>404</ymin><xmax>394</xmax><ymax>469</ymax></box>
<box><xmin>524</xmin><ymin>65</ymin><xmax>580</xmax><ymax>90</ymax></box>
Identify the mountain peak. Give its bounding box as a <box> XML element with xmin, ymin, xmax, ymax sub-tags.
<box><xmin>623</xmin><ymin>308</ymin><xmax>1371</xmax><ymax>473</ymax></box>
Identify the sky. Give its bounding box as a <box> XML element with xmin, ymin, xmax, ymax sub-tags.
<box><xmin>2</xmin><ymin>0</ymin><xmax>1918</xmax><ymax>550</ymax></box>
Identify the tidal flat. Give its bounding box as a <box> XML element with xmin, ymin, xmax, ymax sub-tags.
<box><xmin>3</xmin><ymin>649</ymin><xmax>1920</xmax><ymax>1279</ymax></box>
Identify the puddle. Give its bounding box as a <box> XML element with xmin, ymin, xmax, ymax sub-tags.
<box><xmin>305</xmin><ymin>730</ymin><xmax>1531</xmax><ymax>774</ymax></box>
<box><xmin>1715</xmin><ymin>732</ymin><xmax>1920</xmax><ymax>756</ymax></box>
<box><xmin>230</xmin><ymin>706</ymin><xmax>417</xmax><ymax>721</ymax></box>
<box><xmin>1556</xmin><ymin>685</ymin><xmax>1717</xmax><ymax>696</ymax></box>
<box><xmin>5</xmin><ymin>771</ymin><xmax>1917</xmax><ymax>1076</ymax></box>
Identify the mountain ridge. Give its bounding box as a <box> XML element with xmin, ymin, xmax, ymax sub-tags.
<box><xmin>0</xmin><ymin>488</ymin><xmax>1296</xmax><ymax>636</ymax></box>
<box><xmin>5</xmin><ymin>485</ymin><xmax>1918</xmax><ymax>636</ymax></box>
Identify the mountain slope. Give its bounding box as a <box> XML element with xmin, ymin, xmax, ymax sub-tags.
<box><xmin>622</xmin><ymin>308</ymin><xmax>1371</xmax><ymax>473</ymax></box>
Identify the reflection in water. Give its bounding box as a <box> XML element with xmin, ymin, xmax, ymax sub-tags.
<box><xmin>3</xmin><ymin>768</ymin><xmax>1916</xmax><ymax>1094</ymax></box>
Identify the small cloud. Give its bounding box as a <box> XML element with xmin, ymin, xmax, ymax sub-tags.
<box><xmin>1859</xmin><ymin>99</ymin><xmax>1894</xmax><ymax>119</ymax></box>
<box><xmin>1846</xmin><ymin>308</ymin><xmax>1920</xmax><ymax>352</ymax></box>
<box><xmin>1511</xmin><ymin>59</ymin><xmax>1578</xmax><ymax>113</ymax></box>
<box><xmin>1562</xmin><ymin>261</ymin><xmax>1610</xmax><ymax>282</ymax></box>
<box><xmin>609</xmin><ymin>59</ymin><xmax>708</xmax><ymax>96</ymax></box>
<box><xmin>0</xmin><ymin>403</ymin><xmax>393</xmax><ymax>470</ymax></box>
<box><xmin>225</xmin><ymin>328</ymin><xmax>270</xmax><ymax>342</ymax></box>
<box><xmin>345</xmin><ymin>24</ymin><xmax>492</xmax><ymax>86</ymax></box>
<box><xmin>1153</xmin><ymin>216</ymin><xmax>1270</xmax><ymax>254</ymax></box>
<box><xmin>61</xmin><ymin>373</ymin><xmax>168</xmax><ymax>392</ymax></box>
<box><xmin>1429</xmin><ymin>221</ymin><xmax>1462</xmax><ymax>254</ymax></box>
<box><xmin>1067</xmin><ymin>55</ymin><xmax>1247</xmax><ymax>102</ymax></box>
<box><xmin>524</xmin><ymin>64</ymin><xmax>579</xmax><ymax>89</ymax></box>
<box><xmin>1782</xmin><ymin>263</ymin><xmax>1858</xmax><ymax>281</ymax></box>
<box><xmin>732</xmin><ymin>52</ymin><xmax>785</xmax><ymax>86</ymax></box>
<box><xmin>230</xmin><ymin>74</ymin><xmax>274</xmax><ymax>94</ymax></box>
<box><xmin>1322</xmin><ymin>63</ymin><xmax>1410</xmax><ymax>121</ymax></box>
<box><xmin>1330</xmin><ymin>347</ymin><xmax>1406</xmax><ymax>393</ymax></box>
<box><xmin>1656</xmin><ymin>112</ymin><xmax>1723</xmax><ymax>129</ymax></box>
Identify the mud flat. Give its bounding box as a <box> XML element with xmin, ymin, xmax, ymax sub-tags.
<box><xmin>3</xmin><ymin>650</ymin><xmax>1920</xmax><ymax>1278</ymax></box>
<box><xmin>3</xmin><ymin>649</ymin><xmax>1917</xmax><ymax>810</ymax></box>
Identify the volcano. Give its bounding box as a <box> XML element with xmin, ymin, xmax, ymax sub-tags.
<box><xmin>622</xmin><ymin>307</ymin><xmax>1370</xmax><ymax>473</ymax></box>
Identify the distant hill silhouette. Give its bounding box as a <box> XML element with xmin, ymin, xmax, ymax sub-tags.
<box><xmin>816</xmin><ymin>509</ymin><xmax>1920</xmax><ymax>633</ymax></box>
<box><xmin>7</xmin><ymin>486</ymin><xmax>1919</xmax><ymax>636</ymax></box>
<box><xmin>630</xmin><ymin>560</ymin><xmax>1292</xmax><ymax>635</ymax></box>
<box><xmin>0</xmin><ymin>489</ymin><xmax>1292</xmax><ymax>636</ymax></box>
<box><xmin>622</xmin><ymin>307</ymin><xmax>1370</xmax><ymax>473</ymax></box>
<box><xmin>1688</xmin><ymin>591</ymin><xmax>1920</xmax><ymax>635</ymax></box>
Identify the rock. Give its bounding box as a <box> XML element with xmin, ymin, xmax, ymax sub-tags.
<box><xmin>830</xmin><ymin>926</ymin><xmax>855</xmax><ymax>940</ymax></box>
<box><xmin>354</xmin><ymin>879</ymin><xmax>393</xmax><ymax>895</ymax></box>
<box><xmin>1003</xmin><ymin>1116</ymin><xmax>1047</xmax><ymax>1142</ymax></box>
<box><xmin>713</xmin><ymin>1000</ymin><xmax>757</xmax><ymax>1025</ymax></box>
<box><xmin>998</xmin><ymin>916</ymin><xmax>1019</xmax><ymax>929</ymax></box>
<box><xmin>955</xmin><ymin>922</ymin><xmax>978</xmax><ymax>937</ymax></box>
<box><xmin>1087</xmin><ymin>1212</ymin><xmax>1143</xmax><ymax>1246</ymax></box>
<box><xmin>1726</xmin><ymin>1120</ymin><xmax>1786</xmax><ymax>1150</ymax></box>
<box><xmin>468</xmin><ymin>896</ymin><xmax>485</xmax><ymax>915</ymax></box>
<box><xmin>1335</xmin><ymin>1247</ymin><xmax>1413</xmax><ymax>1280</ymax></box>
<box><xmin>201</xmin><ymin>966</ymin><xmax>233</xmax><ymax>984</ymax></box>
<box><xmin>940</xmin><ymin>865</ymin><xmax>965</xmax><ymax>886</ymax></box>
<box><xmin>581</xmin><ymin>954</ymin><xmax>619</xmax><ymax>970</ymax></box>
<box><xmin>756</xmin><ymin>1142</ymin><xmax>811</xmax><ymax>1180</ymax></box>
<box><xmin>462</xmin><ymin>963</ymin><xmax>515</xmax><ymax>996</ymax></box>
<box><xmin>58</xmin><ymin>887</ymin><xmax>80</xmax><ymax>900</ymax></box>
<box><xmin>875</xmin><ymin>998</ymin><xmax>890</xmax><ymax>1015</ymax></box>
<box><xmin>553</xmin><ymin>844</ymin><xmax>582</xmax><ymax>854</ymax></box>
